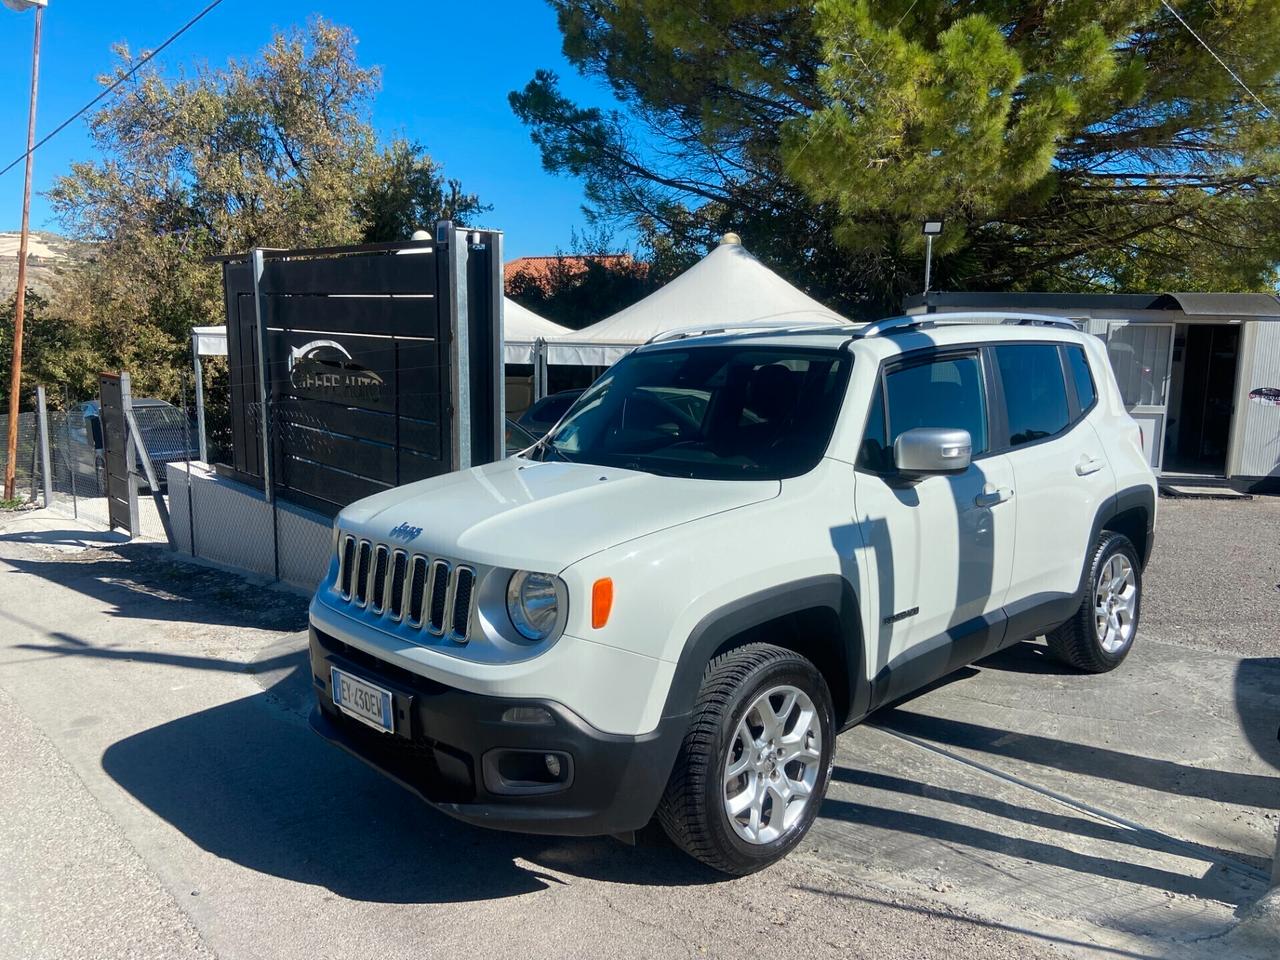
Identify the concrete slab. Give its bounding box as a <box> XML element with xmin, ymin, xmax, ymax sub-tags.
<box><xmin>809</xmin><ymin>634</ymin><xmax>1278</xmax><ymax>957</ymax></box>
<box><xmin>0</xmin><ymin>503</ymin><xmax>1276</xmax><ymax>960</ymax></box>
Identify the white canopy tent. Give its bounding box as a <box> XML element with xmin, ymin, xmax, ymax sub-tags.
<box><xmin>543</xmin><ymin>234</ymin><xmax>848</xmax><ymax>366</ymax></box>
<box><xmin>503</xmin><ymin>298</ymin><xmax>570</xmax><ymax>363</ymax></box>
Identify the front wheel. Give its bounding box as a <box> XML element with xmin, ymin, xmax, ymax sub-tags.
<box><xmin>658</xmin><ymin>643</ymin><xmax>834</xmax><ymax>875</ymax></box>
<box><xmin>1047</xmin><ymin>531</ymin><xmax>1143</xmax><ymax>673</ymax></box>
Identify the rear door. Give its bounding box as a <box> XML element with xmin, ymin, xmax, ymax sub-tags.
<box><xmin>990</xmin><ymin>342</ymin><xmax>1116</xmax><ymax>639</ymax></box>
<box><xmin>854</xmin><ymin>348</ymin><xmax>1017</xmax><ymax>701</ymax></box>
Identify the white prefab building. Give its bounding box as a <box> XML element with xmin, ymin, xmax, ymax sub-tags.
<box><xmin>905</xmin><ymin>291</ymin><xmax>1280</xmax><ymax>491</ymax></box>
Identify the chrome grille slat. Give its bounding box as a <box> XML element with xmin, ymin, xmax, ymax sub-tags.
<box><xmin>354</xmin><ymin>541</ymin><xmax>372</xmax><ymax>606</ymax></box>
<box><xmin>407</xmin><ymin>555</ymin><xmax>428</xmax><ymax>625</ymax></box>
<box><xmin>449</xmin><ymin>566</ymin><xmax>475</xmax><ymax>642</ymax></box>
<box><xmin>370</xmin><ymin>545</ymin><xmax>390</xmax><ymax>613</ymax></box>
<box><xmin>339</xmin><ymin>535</ymin><xmax>356</xmax><ymax>598</ymax></box>
<box><xmin>427</xmin><ymin>559</ymin><xmax>451</xmax><ymax>634</ymax></box>
<box><xmin>388</xmin><ymin>550</ymin><xmax>408</xmax><ymax>620</ymax></box>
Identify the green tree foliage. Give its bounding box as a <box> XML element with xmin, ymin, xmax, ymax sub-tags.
<box><xmin>513</xmin><ymin>1</ymin><xmax>1280</xmax><ymax>315</ymax></box>
<box><xmin>0</xmin><ymin>288</ymin><xmax>96</xmax><ymax>408</ymax></box>
<box><xmin>44</xmin><ymin>19</ymin><xmax>486</xmax><ymax>401</ymax></box>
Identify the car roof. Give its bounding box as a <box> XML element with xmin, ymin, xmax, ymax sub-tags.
<box><xmin>633</xmin><ymin>313</ymin><xmax>1093</xmax><ymax>359</ymax></box>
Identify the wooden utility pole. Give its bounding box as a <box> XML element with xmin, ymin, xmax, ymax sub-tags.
<box><xmin>4</xmin><ymin>1</ymin><xmax>44</xmax><ymax>501</ymax></box>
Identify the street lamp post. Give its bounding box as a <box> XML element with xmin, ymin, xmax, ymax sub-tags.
<box><xmin>921</xmin><ymin>219</ymin><xmax>944</xmax><ymax>296</ymax></box>
<box><xmin>3</xmin><ymin>0</ymin><xmax>46</xmax><ymax>502</ymax></box>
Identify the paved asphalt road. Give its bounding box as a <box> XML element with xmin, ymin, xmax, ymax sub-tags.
<box><xmin>0</xmin><ymin>497</ymin><xmax>1276</xmax><ymax>960</ymax></box>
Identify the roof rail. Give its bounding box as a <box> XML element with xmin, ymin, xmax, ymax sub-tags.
<box><xmin>856</xmin><ymin>311</ymin><xmax>1079</xmax><ymax>339</ymax></box>
<box><xmin>645</xmin><ymin>318</ymin><xmax>851</xmax><ymax>345</ymax></box>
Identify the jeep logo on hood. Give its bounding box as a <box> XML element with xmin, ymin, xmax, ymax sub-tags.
<box><xmin>389</xmin><ymin>522</ymin><xmax>423</xmax><ymax>543</ymax></box>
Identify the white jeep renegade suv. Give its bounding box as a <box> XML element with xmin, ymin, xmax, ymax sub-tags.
<box><xmin>308</xmin><ymin>313</ymin><xmax>1156</xmax><ymax>875</ymax></box>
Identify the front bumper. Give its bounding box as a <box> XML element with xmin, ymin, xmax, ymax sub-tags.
<box><xmin>307</xmin><ymin>627</ymin><xmax>686</xmax><ymax>836</ymax></box>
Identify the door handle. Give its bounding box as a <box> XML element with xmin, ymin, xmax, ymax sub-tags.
<box><xmin>974</xmin><ymin>486</ymin><xmax>1013</xmax><ymax>507</ymax></box>
<box><xmin>1075</xmin><ymin>456</ymin><xmax>1104</xmax><ymax>477</ymax></box>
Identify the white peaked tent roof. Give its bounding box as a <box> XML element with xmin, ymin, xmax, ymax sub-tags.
<box><xmin>503</xmin><ymin>298</ymin><xmax>569</xmax><ymax>363</ymax></box>
<box><xmin>546</xmin><ymin>234</ymin><xmax>847</xmax><ymax>365</ymax></box>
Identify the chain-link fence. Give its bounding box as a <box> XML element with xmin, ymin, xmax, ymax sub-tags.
<box><xmin>7</xmin><ymin>373</ymin><xmax>331</xmax><ymax>590</ymax></box>
<box><xmin>0</xmin><ymin>407</ymin><xmax>43</xmax><ymax>506</ymax></box>
<box><xmin>2</xmin><ymin>380</ymin><xmax>202</xmax><ymax>544</ymax></box>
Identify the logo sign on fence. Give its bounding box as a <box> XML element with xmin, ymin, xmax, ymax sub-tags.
<box><xmin>288</xmin><ymin>339</ymin><xmax>385</xmax><ymax>403</ymax></box>
<box><xmin>1248</xmin><ymin>387</ymin><xmax>1280</xmax><ymax>407</ymax></box>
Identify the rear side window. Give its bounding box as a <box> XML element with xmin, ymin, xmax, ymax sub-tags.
<box><xmin>859</xmin><ymin>354</ymin><xmax>988</xmax><ymax>472</ymax></box>
<box><xmin>995</xmin><ymin>344</ymin><xmax>1070</xmax><ymax>446</ymax></box>
<box><xmin>1066</xmin><ymin>345</ymin><xmax>1097</xmax><ymax>411</ymax></box>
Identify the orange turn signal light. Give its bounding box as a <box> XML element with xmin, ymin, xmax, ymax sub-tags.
<box><xmin>591</xmin><ymin>577</ymin><xmax>614</xmax><ymax>629</ymax></box>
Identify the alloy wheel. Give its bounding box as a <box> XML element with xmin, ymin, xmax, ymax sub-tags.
<box><xmin>1094</xmin><ymin>553</ymin><xmax>1137</xmax><ymax>653</ymax></box>
<box><xmin>722</xmin><ymin>684</ymin><xmax>823</xmax><ymax>845</ymax></box>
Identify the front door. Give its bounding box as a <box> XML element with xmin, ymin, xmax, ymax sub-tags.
<box><xmin>1106</xmin><ymin>321</ymin><xmax>1175</xmax><ymax>471</ymax></box>
<box><xmin>854</xmin><ymin>349</ymin><xmax>1016</xmax><ymax>704</ymax></box>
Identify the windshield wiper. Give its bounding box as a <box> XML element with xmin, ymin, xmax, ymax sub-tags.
<box><xmin>532</xmin><ymin>433</ymin><xmax>573</xmax><ymax>463</ymax></box>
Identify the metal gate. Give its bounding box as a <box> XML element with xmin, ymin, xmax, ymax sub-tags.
<box><xmin>99</xmin><ymin>372</ymin><xmax>138</xmax><ymax>535</ymax></box>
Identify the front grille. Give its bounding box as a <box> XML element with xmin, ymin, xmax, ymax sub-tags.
<box><xmin>332</xmin><ymin>535</ymin><xmax>477</xmax><ymax>643</ymax></box>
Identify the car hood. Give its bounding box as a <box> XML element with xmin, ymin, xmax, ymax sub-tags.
<box><xmin>338</xmin><ymin>457</ymin><xmax>779</xmax><ymax>571</ymax></box>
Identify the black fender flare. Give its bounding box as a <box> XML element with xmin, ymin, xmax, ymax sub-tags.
<box><xmin>658</xmin><ymin>575</ymin><xmax>869</xmax><ymax>729</ymax></box>
<box><xmin>1090</xmin><ymin>483</ymin><xmax>1157</xmax><ymax>569</ymax></box>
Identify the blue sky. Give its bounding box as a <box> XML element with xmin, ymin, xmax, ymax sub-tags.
<box><xmin>0</xmin><ymin>0</ymin><xmax>628</xmax><ymax>258</ymax></box>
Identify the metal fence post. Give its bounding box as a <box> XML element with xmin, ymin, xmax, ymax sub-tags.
<box><xmin>533</xmin><ymin>337</ymin><xmax>548</xmax><ymax>402</ymax></box>
<box><xmin>35</xmin><ymin>385</ymin><xmax>52</xmax><ymax>508</ymax></box>
<box><xmin>61</xmin><ymin>386</ymin><xmax>77</xmax><ymax>519</ymax></box>
<box><xmin>249</xmin><ymin>247</ymin><xmax>280</xmax><ymax>580</ymax></box>
<box><xmin>191</xmin><ymin>331</ymin><xmax>208</xmax><ymax>464</ymax></box>
<box><xmin>182</xmin><ymin>373</ymin><xmax>196</xmax><ymax>557</ymax></box>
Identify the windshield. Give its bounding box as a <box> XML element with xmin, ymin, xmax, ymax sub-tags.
<box><xmin>533</xmin><ymin>345</ymin><xmax>850</xmax><ymax>480</ymax></box>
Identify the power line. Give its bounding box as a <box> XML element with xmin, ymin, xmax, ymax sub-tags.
<box><xmin>0</xmin><ymin>0</ymin><xmax>229</xmax><ymax>180</ymax></box>
<box><xmin>1159</xmin><ymin>0</ymin><xmax>1272</xmax><ymax>119</ymax></box>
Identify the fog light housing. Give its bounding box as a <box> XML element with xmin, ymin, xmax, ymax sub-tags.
<box><xmin>482</xmin><ymin>748</ymin><xmax>573</xmax><ymax>796</ymax></box>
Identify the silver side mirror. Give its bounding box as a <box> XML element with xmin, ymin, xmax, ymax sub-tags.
<box><xmin>894</xmin><ymin>427</ymin><xmax>972</xmax><ymax>476</ymax></box>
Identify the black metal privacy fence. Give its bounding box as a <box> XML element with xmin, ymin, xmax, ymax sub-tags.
<box><xmin>218</xmin><ymin>225</ymin><xmax>505</xmax><ymax>517</ymax></box>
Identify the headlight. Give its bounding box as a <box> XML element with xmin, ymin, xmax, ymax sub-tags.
<box><xmin>506</xmin><ymin>570</ymin><xmax>561</xmax><ymax>641</ymax></box>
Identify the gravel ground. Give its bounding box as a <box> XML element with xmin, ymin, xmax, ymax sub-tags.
<box><xmin>1142</xmin><ymin>495</ymin><xmax>1280</xmax><ymax>658</ymax></box>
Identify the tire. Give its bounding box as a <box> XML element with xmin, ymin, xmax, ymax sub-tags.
<box><xmin>1047</xmin><ymin>531</ymin><xmax>1142</xmax><ymax>673</ymax></box>
<box><xmin>658</xmin><ymin>643</ymin><xmax>835</xmax><ymax>875</ymax></box>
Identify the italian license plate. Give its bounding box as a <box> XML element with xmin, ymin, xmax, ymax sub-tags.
<box><xmin>330</xmin><ymin>666</ymin><xmax>394</xmax><ymax>734</ymax></box>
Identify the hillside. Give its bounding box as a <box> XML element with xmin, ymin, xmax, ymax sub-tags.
<box><xmin>0</xmin><ymin>231</ymin><xmax>83</xmax><ymax>299</ymax></box>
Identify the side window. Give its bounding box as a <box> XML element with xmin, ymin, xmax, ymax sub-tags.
<box><xmin>857</xmin><ymin>382</ymin><xmax>889</xmax><ymax>471</ymax></box>
<box><xmin>1065</xmin><ymin>345</ymin><xmax>1097</xmax><ymax>411</ymax></box>
<box><xmin>995</xmin><ymin>344</ymin><xmax>1071</xmax><ymax>446</ymax></box>
<box><xmin>885</xmin><ymin>354</ymin><xmax>988</xmax><ymax>454</ymax></box>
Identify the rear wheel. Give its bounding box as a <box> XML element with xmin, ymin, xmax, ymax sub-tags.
<box><xmin>1047</xmin><ymin>531</ymin><xmax>1142</xmax><ymax>672</ymax></box>
<box><xmin>658</xmin><ymin>643</ymin><xmax>834</xmax><ymax>875</ymax></box>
